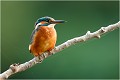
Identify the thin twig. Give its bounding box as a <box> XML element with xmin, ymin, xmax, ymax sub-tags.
<box><xmin>0</xmin><ymin>21</ymin><xmax>120</xmax><ymax>79</ymax></box>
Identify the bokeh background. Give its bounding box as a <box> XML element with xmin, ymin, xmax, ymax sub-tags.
<box><xmin>1</xmin><ymin>1</ymin><xmax>119</xmax><ymax>79</ymax></box>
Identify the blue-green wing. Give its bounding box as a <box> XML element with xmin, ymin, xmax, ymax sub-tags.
<box><xmin>29</xmin><ymin>28</ymin><xmax>40</xmax><ymax>52</ymax></box>
<box><xmin>30</xmin><ymin>29</ymin><xmax>37</xmax><ymax>44</ymax></box>
<box><xmin>30</xmin><ymin>25</ymin><xmax>42</xmax><ymax>44</ymax></box>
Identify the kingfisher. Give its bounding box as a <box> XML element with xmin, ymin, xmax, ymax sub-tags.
<box><xmin>29</xmin><ymin>16</ymin><xmax>65</xmax><ymax>56</ymax></box>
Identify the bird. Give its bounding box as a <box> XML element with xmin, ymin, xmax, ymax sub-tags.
<box><xmin>29</xmin><ymin>16</ymin><xmax>65</xmax><ymax>56</ymax></box>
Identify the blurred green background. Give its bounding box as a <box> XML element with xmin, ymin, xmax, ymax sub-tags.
<box><xmin>1</xmin><ymin>1</ymin><xmax>119</xmax><ymax>79</ymax></box>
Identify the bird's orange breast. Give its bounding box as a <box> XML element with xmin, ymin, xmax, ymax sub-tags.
<box><xmin>29</xmin><ymin>26</ymin><xmax>57</xmax><ymax>56</ymax></box>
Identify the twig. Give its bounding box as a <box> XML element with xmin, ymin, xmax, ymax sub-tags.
<box><xmin>0</xmin><ymin>21</ymin><xmax>120</xmax><ymax>79</ymax></box>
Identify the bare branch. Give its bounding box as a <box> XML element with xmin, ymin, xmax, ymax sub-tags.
<box><xmin>0</xmin><ymin>21</ymin><xmax>120</xmax><ymax>79</ymax></box>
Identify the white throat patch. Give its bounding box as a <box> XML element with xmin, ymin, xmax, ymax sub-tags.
<box><xmin>47</xmin><ymin>24</ymin><xmax>56</xmax><ymax>28</ymax></box>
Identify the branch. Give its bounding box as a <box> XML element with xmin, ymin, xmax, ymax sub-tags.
<box><xmin>0</xmin><ymin>21</ymin><xmax>120</xmax><ymax>79</ymax></box>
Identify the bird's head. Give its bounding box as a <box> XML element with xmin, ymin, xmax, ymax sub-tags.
<box><xmin>35</xmin><ymin>16</ymin><xmax>65</xmax><ymax>28</ymax></box>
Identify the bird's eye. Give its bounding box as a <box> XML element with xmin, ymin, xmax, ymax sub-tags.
<box><xmin>48</xmin><ymin>20</ymin><xmax>52</xmax><ymax>23</ymax></box>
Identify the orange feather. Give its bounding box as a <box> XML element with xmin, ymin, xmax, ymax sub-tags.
<box><xmin>29</xmin><ymin>26</ymin><xmax>57</xmax><ymax>56</ymax></box>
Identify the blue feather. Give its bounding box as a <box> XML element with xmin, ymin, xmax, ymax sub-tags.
<box><xmin>35</xmin><ymin>16</ymin><xmax>52</xmax><ymax>26</ymax></box>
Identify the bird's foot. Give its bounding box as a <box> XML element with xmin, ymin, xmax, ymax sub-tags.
<box><xmin>34</xmin><ymin>54</ymin><xmax>43</xmax><ymax>63</ymax></box>
<box><xmin>36</xmin><ymin>56</ymin><xmax>43</xmax><ymax>63</ymax></box>
<box><xmin>47</xmin><ymin>50</ymin><xmax>53</xmax><ymax>56</ymax></box>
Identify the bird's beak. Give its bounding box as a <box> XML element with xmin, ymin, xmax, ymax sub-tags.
<box><xmin>51</xmin><ymin>20</ymin><xmax>66</xmax><ymax>24</ymax></box>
